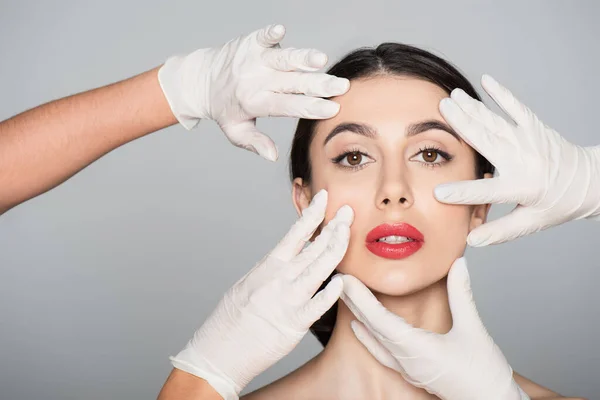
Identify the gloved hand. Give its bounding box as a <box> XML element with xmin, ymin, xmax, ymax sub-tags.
<box><xmin>434</xmin><ymin>74</ymin><xmax>600</xmax><ymax>246</ymax></box>
<box><xmin>158</xmin><ymin>24</ymin><xmax>350</xmax><ymax>162</ymax></box>
<box><xmin>170</xmin><ymin>189</ymin><xmax>353</xmax><ymax>400</ymax></box>
<box><xmin>340</xmin><ymin>258</ymin><xmax>529</xmax><ymax>400</ymax></box>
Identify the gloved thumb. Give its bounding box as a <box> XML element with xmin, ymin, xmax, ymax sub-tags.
<box><xmin>255</xmin><ymin>24</ymin><xmax>286</xmax><ymax>48</ymax></box>
<box><xmin>467</xmin><ymin>205</ymin><xmax>538</xmax><ymax>247</ymax></box>
<box><xmin>350</xmin><ymin>320</ymin><xmax>399</xmax><ymax>371</ymax></box>
<box><xmin>435</xmin><ymin>178</ymin><xmax>524</xmax><ymax>206</ymax></box>
<box><xmin>221</xmin><ymin>121</ymin><xmax>278</xmax><ymax>162</ymax></box>
<box><xmin>447</xmin><ymin>258</ymin><xmax>485</xmax><ymax>334</ymax></box>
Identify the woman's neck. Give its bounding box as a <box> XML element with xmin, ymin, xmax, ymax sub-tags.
<box><xmin>309</xmin><ymin>277</ymin><xmax>453</xmax><ymax>400</ymax></box>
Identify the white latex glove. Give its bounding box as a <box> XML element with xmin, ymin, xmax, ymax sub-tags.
<box><xmin>434</xmin><ymin>74</ymin><xmax>600</xmax><ymax>246</ymax></box>
<box><xmin>170</xmin><ymin>189</ymin><xmax>353</xmax><ymax>400</ymax></box>
<box><xmin>340</xmin><ymin>258</ymin><xmax>529</xmax><ymax>400</ymax></box>
<box><xmin>158</xmin><ymin>24</ymin><xmax>350</xmax><ymax>161</ymax></box>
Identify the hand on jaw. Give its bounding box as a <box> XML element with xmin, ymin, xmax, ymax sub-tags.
<box><xmin>339</xmin><ymin>257</ymin><xmax>529</xmax><ymax>400</ymax></box>
<box><xmin>167</xmin><ymin>190</ymin><xmax>354</xmax><ymax>399</ymax></box>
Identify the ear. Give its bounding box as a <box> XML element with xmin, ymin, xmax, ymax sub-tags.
<box><xmin>469</xmin><ymin>172</ymin><xmax>493</xmax><ymax>232</ymax></box>
<box><xmin>292</xmin><ymin>178</ymin><xmax>323</xmax><ymax>242</ymax></box>
<box><xmin>292</xmin><ymin>177</ymin><xmax>313</xmax><ymax>217</ymax></box>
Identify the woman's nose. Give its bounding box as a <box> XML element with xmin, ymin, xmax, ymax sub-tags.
<box><xmin>381</xmin><ymin>197</ymin><xmax>409</xmax><ymax>205</ymax></box>
<box><xmin>375</xmin><ymin>168</ymin><xmax>413</xmax><ymax>210</ymax></box>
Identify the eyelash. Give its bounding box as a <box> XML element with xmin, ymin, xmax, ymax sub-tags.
<box><xmin>330</xmin><ymin>146</ymin><xmax>454</xmax><ymax>171</ymax></box>
<box><xmin>331</xmin><ymin>147</ymin><xmax>371</xmax><ymax>171</ymax></box>
<box><xmin>414</xmin><ymin>146</ymin><xmax>454</xmax><ymax>169</ymax></box>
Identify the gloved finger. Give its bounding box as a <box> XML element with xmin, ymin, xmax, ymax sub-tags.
<box><xmin>291</xmin><ymin>204</ymin><xmax>354</xmax><ymax>270</ymax></box>
<box><xmin>342</xmin><ymin>282</ymin><xmax>427</xmax><ymax>356</ymax></box>
<box><xmin>221</xmin><ymin>120</ymin><xmax>278</xmax><ymax>162</ymax></box>
<box><xmin>341</xmin><ymin>275</ymin><xmax>414</xmax><ymax>341</ymax></box>
<box><xmin>289</xmin><ymin>220</ymin><xmax>337</xmax><ymax>269</ymax></box>
<box><xmin>271</xmin><ymin>189</ymin><xmax>328</xmax><ymax>261</ymax></box>
<box><xmin>481</xmin><ymin>74</ymin><xmax>533</xmax><ymax>127</ymax></box>
<box><xmin>446</xmin><ymin>258</ymin><xmax>486</xmax><ymax>334</ymax></box>
<box><xmin>267</xmin><ymin>70</ymin><xmax>350</xmax><ymax>97</ymax></box>
<box><xmin>339</xmin><ymin>284</ymin><xmax>373</xmax><ymax>333</ymax></box>
<box><xmin>353</xmin><ymin>322</ymin><xmax>429</xmax><ymax>389</ymax></box>
<box><xmin>254</xmin><ymin>24</ymin><xmax>286</xmax><ymax>47</ymax></box>
<box><xmin>589</xmin><ymin>214</ymin><xmax>600</xmax><ymax>222</ymax></box>
<box><xmin>264</xmin><ymin>94</ymin><xmax>341</xmax><ymax>119</ymax></box>
<box><xmin>439</xmin><ymin>98</ymin><xmax>500</xmax><ymax>166</ymax></box>
<box><xmin>350</xmin><ymin>320</ymin><xmax>399</xmax><ymax>371</ymax></box>
<box><xmin>299</xmin><ymin>274</ymin><xmax>343</xmax><ymax>325</ymax></box>
<box><xmin>264</xmin><ymin>48</ymin><xmax>329</xmax><ymax>72</ymax></box>
<box><xmin>450</xmin><ymin>88</ymin><xmax>509</xmax><ymax>131</ymax></box>
<box><xmin>293</xmin><ymin>222</ymin><xmax>350</xmax><ymax>295</ymax></box>
<box><xmin>434</xmin><ymin>178</ymin><xmax>526</xmax><ymax>206</ymax></box>
<box><xmin>467</xmin><ymin>205</ymin><xmax>539</xmax><ymax>247</ymax></box>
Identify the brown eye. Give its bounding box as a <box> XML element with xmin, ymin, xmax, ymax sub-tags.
<box><xmin>333</xmin><ymin>150</ymin><xmax>373</xmax><ymax>169</ymax></box>
<box><xmin>346</xmin><ymin>152</ymin><xmax>362</xmax><ymax>166</ymax></box>
<box><xmin>422</xmin><ymin>150</ymin><xmax>438</xmax><ymax>163</ymax></box>
<box><xmin>410</xmin><ymin>147</ymin><xmax>451</xmax><ymax>166</ymax></box>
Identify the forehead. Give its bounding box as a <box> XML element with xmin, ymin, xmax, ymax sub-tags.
<box><xmin>315</xmin><ymin>76</ymin><xmax>449</xmax><ymax>137</ymax></box>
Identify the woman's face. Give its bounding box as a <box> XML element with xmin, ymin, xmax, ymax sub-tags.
<box><xmin>292</xmin><ymin>76</ymin><xmax>491</xmax><ymax>296</ymax></box>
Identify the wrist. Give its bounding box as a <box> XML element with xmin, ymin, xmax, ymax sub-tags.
<box><xmin>158</xmin><ymin>368</ymin><xmax>226</xmax><ymax>400</ymax></box>
<box><xmin>487</xmin><ymin>378</ymin><xmax>530</xmax><ymax>400</ymax></box>
<box><xmin>583</xmin><ymin>145</ymin><xmax>600</xmax><ymax>219</ymax></box>
<box><xmin>169</xmin><ymin>350</ymin><xmax>240</xmax><ymax>400</ymax></box>
<box><xmin>517</xmin><ymin>385</ymin><xmax>531</xmax><ymax>400</ymax></box>
<box><xmin>158</xmin><ymin>49</ymin><xmax>213</xmax><ymax>130</ymax></box>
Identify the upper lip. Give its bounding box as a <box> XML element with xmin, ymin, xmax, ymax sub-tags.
<box><xmin>366</xmin><ymin>223</ymin><xmax>424</xmax><ymax>243</ymax></box>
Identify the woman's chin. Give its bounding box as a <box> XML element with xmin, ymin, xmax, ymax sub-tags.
<box><xmin>338</xmin><ymin>249</ymin><xmax>454</xmax><ymax>296</ymax></box>
<box><xmin>342</xmin><ymin>263</ymin><xmax>446</xmax><ymax>298</ymax></box>
<box><xmin>345</xmin><ymin>272</ymin><xmax>420</xmax><ymax>297</ymax></box>
<box><xmin>366</xmin><ymin>281</ymin><xmax>429</xmax><ymax>297</ymax></box>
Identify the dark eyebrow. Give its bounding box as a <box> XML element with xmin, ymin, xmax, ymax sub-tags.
<box><xmin>323</xmin><ymin>120</ymin><xmax>461</xmax><ymax>146</ymax></box>
<box><xmin>323</xmin><ymin>123</ymin><xmax>377</xmax><ymax>146</ymax></box>
<box><xmin>406</xmin><ymin>120</ymin><xmax>461</xmax><ymax>142</ymax></box>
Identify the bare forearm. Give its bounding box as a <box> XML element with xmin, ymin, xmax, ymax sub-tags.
<box><xmin>0</xmin><ymin>67</ymin><xmax>177</xmax><ymax>215</ymax></box>
<box><xmin>158</xmin><ymin>368</ymin><xmax>223</xmax><ymax>400</ymax></box>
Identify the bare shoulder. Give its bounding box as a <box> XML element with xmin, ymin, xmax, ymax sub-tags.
<box><xmin>240</xmin><ymin>381</ymin><xmax>281</xmax><ymax>400</ymax></box>
<box><xmin>241</xmin><ymin>378</ymin><xmax>306</xmax><ymax>400</ymax></box>
<box><xmin>241</xmin><ymin>369</ymin><xmax>310</xmax><ymax>400</ymax></box>
<box><xmin>514</xmin><ymin>371</ymin><xmax>587</xmax><ymax>400</ymax></box>
<box><xmin>242</xmin><ymin>369</ymin><xmax>587</xmax><ymax>399</ymax></box>
<box><xmin>240</xmin><ymin>386</ymin><xmax>273</xmax><ymax>400</ymax></box>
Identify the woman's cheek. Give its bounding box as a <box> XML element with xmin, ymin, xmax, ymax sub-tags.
<box><xmin>306</xmin><ymin>184</ymin><xmax>357</xmax><ymax>244</ymax></box>
<box><xmin>426</xmin><ymin>201</ymin><xmax>472</xmax><ymax>256</ymax></box>
<box><xmin>319</xmin><ymin>182</ymin><xmax>364</xmax><ymax>224</ymax></box>
<box><xmin>318</xmin><ymin>186</ymin><xmax>365</xmax><ymax>262</ymax></box>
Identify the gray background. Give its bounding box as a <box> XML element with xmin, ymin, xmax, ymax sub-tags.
<box><xmin>1</xmin><ymin>1</ymin><xmax>598</xmax><ymax>399</ymax></box>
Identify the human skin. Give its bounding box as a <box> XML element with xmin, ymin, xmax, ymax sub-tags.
<box><xmin>241</xmin><ymin>76</ymin><xmax>575</xmax><ymax>399</ymax></box>
<box><xmin>0</xmin><ymin>67</ymin><xmax>178</xmax><ymax>216</ymax></box>
<box><xmin>158</xmin><ymin>369</ymin><xmax>222</xmax><ymax>400</ymax></box>
<box><xmin>292</xmin><ymin>76</ymin><xmax>491</xmax><ymax>299</ymax></box>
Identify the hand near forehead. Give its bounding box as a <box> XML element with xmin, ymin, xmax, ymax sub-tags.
<box><xmin>159</xmin><ymin>23</ymin><xmax>350</xmax><ymax>161</ymax></box>
<box><xmin>434</xmin><ymin>75</ymin><xmax>600</xmax><ymax>246</ymax></box>
<box><xmin>0</xmin><ymin>24</ymin><xmax>349</xmax><ymax>215</ymax></box>
<box><xmin>340</xmin><ymin>258</ymin><xmax>529</xmax><ymax>400</ymax></box>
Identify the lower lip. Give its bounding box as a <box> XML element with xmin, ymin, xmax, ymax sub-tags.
<box><xmin>366</xmin><ymin>240</ymin><xmax>423</xmax><ymax>259</ymax></box>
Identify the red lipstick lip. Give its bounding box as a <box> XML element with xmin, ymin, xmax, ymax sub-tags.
<box><xmin>366</xmin><ymin>223</ymin><xmax>424</xmax><ymax>243</ymax></box>
<box><xmin>365</xmin><ymin>223</ymin><xmax>424</xmax><ymax>260</ymax></box>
